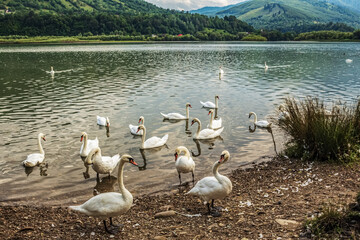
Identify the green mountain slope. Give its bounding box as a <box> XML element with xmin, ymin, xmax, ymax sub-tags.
<box><xmin>0</xmin><ymin>0</ymin><xmax>166</xmax><ymax>14</ymax></box>
<box><xmin>198</xmin><ymin>0</ymin><xmax>360</xmax><ymax>31</ymax></box>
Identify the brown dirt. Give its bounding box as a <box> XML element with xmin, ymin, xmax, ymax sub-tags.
<box><xmin>1</xmin><ymin>157</ymin><xmax>360</xmax><ymax>239</ymax></box>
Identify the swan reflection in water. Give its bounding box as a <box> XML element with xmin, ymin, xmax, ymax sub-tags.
<box><xmin>191</xmin><ymin>136</ymin><xmax>223</xmax><ymax>157</ymax></box>
<box><xmin>137</xmin><ymin>144</ymin><xmax>168</xmax><ymax>171</ymax></box>
<box><xmin>185</xmin><ymin>120</ymin><xmax>192</xmax><ymax>136</ymax></box>
<box><xmin>24</xmin><ymin>162</ymin><xmax>48</xmax><ymax>177</ymax></box>
<box><xmin>106</xmin><ymin>126</ymin><xmax>110</xmax><ymax>138</ymax></box>
<box><xmin>93</xmin><ymin>175</ymin><xmax>117</xmax><ymax>196</ymax></box>
<box><xmin>248</xmin><ymin>124</ymin><xmax>278</xmax><ymax>156</ymax></box>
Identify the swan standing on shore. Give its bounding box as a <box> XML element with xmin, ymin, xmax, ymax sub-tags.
<box><xmin>249</xmin><ymin>112</ymin><xmax>272</xmax><ymax>128</ymax></box>
<box><xmin>69</xmin><ymin>154</ymin><xmax>138</xmax><ymax>234</ymax></box>
<box><xmin>136</xmin><ymin>125</ymin><xmax>168</xmax><ymax>149</ymax></box>
<box><xmin>80</xmin><ymin>132</ymin><xmax>99</xmax><ymax>158</ymax></box>
<box><xmin>219</xmin><ymin>67</ymin><xmax>224</xmax><ymax>79</ymax></box>
<box><xmin>191</xmin><ymin>118</ymin><xmax>224</xmax><ymax>140</ymax></box>
<box><xmin>161</xmin><ymin>103</ymin><xmax>192</xmax><ymax>120</ymax></box>
<box><xmin>207</xmin><ymin>109</ymin><xmax>222</xmax><ymax>129</ymax></box>
<box><xmin>97</xmin><ymin>116</ymin><xmax>110</xmax><ymax>127</ymax></box>
<box><xmin>187</xmin><ymin>150</ymin><xmax>232</xmax><ymax>216</ymax></box>
<box><xmin>129</xmin><ymin>116</ymin><xmax>144</xmax><ymax>135</ymax></box>
<box><xmin>85</xmin><ymin>147</ymin><xmax>120</xmax><ymax>179</ymax></box>
<box><xmin>174</xmin><ymin>146</ymin><xmax>195</xmax><ymax>184</ymax></box>
<box><xmin>22</xmin><ymin>133</ymin><xmax>46</xmax><ymax>167</ymax></box>
<box><xmin>200</xmin><ymin>95</ymin><xmax>219</xmax><ymax>109</ymax></box>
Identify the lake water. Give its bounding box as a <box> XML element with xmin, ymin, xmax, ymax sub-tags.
<box><xmin>0</xmin><ymin>42</ymin><xmax>359</xmax><ymax>205</ymax></box>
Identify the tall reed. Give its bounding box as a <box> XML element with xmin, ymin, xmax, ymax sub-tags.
<box><xmin>278</xmin><ymin>97</ymin><xmax>360</xmax><ymax>163</ymax></box>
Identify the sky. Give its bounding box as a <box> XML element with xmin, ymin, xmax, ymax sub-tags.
<box><xmin>145</xmin><ymin>0</ymin><xmax>246</xmax><ymax>11</ymax></box>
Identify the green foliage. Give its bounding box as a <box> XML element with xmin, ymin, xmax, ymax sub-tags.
<box><xmin>241</xmin><ymin>34</ymin><xmax>267</xmax><ymax>41</ymax></box>
<box><xmin>278</xmin><ymin>97</ymin><xmax>360</xmax><ymax>163</ymax></box>
<box><xmin>295</xmin><ymin>30</ymin><xmax>354</xmax><ymax>41</ymax></box>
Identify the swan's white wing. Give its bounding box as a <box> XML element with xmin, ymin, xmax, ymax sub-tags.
<box><xmin>144</xmin><ymin>134</ymin><xmax>168</xmax><ymax>148</ymax></box>
<box><xmin>209</xmin><ymin>118</ymin><xmax>222</xmax><ymax>129</ymax></box>
<box><xmin>176</xmin><ymin>156</ymin><xmax>195</xmax><ymax>173</ymax></box>
<box><xmin>161</xmin><ymin>112</ymin><xmax>186</xmax><ymax>120</ymax></box>
<box><xmin>129</xmin><ymin>124</ymin><xmax>143</xmax><ymax>135</ymax></box>
<box><xmin>97</xmin><ymin>116</ymin><xmax>106</xmax><ymax>126</ymax></box>
<box><xmin>23</xmin><ymin>153</ymin><xmax>45</xmax><ymax>167</ymax></box>
<box><xmin>70</xmin><ymin>192</ymin><xmax>129</xmax><ymax>218</ymax></box>
<box><xmin>255</xmin><ymin>121</ymin><xmax>271</xmax><ymax>128</ymax></box>
<box><xmin>198</xmin><ymin>128</ymin><xmax>223</xmax><ymax>139</ymax></box>
<box><xmin>200</xmin><ymin>101</ymin><xmax>215</xmax><ymax>108</ymax></box>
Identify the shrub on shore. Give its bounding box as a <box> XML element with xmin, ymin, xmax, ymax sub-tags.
<box><xmin>278</xmin><ymin>97</ymin><xmax>360</xmax><ymax>163</ymax></box>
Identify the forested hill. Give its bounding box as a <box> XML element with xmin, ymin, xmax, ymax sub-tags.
<box><xmin>0</xmin><ymin>0</ymin><xmax>166</xmax><ymax>14</ymax></box>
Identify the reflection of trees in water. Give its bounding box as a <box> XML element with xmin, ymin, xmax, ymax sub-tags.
<box><xmin>93</xmin><ymin>176</ymin><xmax>117</xmax><ymax>196</ymax></box>
<box><xmin>24</xmin><ymin>162</ymin><xmax>48</xmax><ymax>177</ymax></box>
<box><xmin>248</xmin><ymin>124</ymin><xmax>278</xmax><ymax>156</ymax></box>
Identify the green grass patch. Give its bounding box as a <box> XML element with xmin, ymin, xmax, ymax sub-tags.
<box><xmin>278</xmin><ymin>97</ymin><xmax>360</xmax><ymax>163</ymax></box>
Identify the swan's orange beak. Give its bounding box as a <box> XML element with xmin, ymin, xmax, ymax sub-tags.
<box><xmin>191</xmin><ymin>120</ymin><xmax>195</xmax><ymax>126</ymax></box>
<box><xmin>138</xmin><ymin>118</ymin><xmax>142</xmax><ymax>123</ymax></box>
<box><xmin>216</xmin><ymin>96</ymin><xmax>220</xmax><ymax>99</ymax></box>
<box><xmin>219</xmin><ymin>154</ymin><xmax>225</xmax><ymax>163</ymax></box>
<box><xmin>130</xmin><ymin>159</ymin><xmax>138</xmax><ymax>166</ymax></box>
<box><xmin>136</xmin><ymin>127</ymin><xmax>141</xmax><ymax>133</ymax></box>
<box><xmin>174</xmin><ymin>152</ymin><xmax>178</xmax><ymax>161</ymax></box>
<box><xmin>189</xmin><ymin>104</ymin><xmax>192</xmax><ymax>108</ymax></box>
<box><xmin>42</xmin><ymin>137</ymin><xmax>46</xmax><ymax>141</ymax></box>
<box><xmin>80</xmin><ymin>135</ymin><xmax>84</xmax><ymax>142</ymax></box>
<box><xmin>208</xmin><ymin>111</ymin><xmax>211</xmax><ymax>115</ymax></box>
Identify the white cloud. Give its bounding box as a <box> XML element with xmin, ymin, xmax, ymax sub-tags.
<box><xmin>145</xmin><ymin>0</ymin><xmax>245</xmax><ymax>11</ymax></box>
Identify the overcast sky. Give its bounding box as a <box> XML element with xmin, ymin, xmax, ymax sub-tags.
<box><xmin>145</xmin><ymin>0</ymin><xmax>246</xmax><ymax>11</ymax></box>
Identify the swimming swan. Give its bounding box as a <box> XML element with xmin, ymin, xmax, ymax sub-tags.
<box><xmin>191</xmin><ymin>118</ymin><xmax>224</xmax><ymax>140</ymax></box>
<box><xmin>80</xmin><ymin>132</ymin><xmax>99</xmax><ymax>158</ymax></box>
<box><xmin>200</xmin><ymin>95</ymin><xmax>219</xmax><ymax>109</ymax></box>
<box><xmin>161</xmin><ymin>103</ymin><xmax>192</xmax><ymax>120</ymax></box>
<box><xmin>207</xmin><ymin>109</ymin><xmax>222</xmax><ymax>129</ymax></box>
<box><xmin>187</xmin><ymin>150</ymin><xmax>232</xmax><ymax>216</ymax></box>
<box><xmin>129</xmin><ymin>116</ymin><xmax>144</xmax><ymax>135</ymax></box>
<box><xmin>97</xmin><ymin>116</ymin><xmax>110</xmax><ymax>127</ymax></box>
<box><xmin>22</xmin><ymin>133</ymin><xmax>46</xmax><ymax>167</ymax></box>
<box><xmin>136</xmin><ymin>125</ymin><xmax>168</xmax><ymax>149</ymax></box>
<box><xmin>69</xmin><ymin>154</ymin><xmax>138</xmax><ymax>234</ymax></box>
<box><xmin>174</xmin><ymin>146</ymin><xmax>195</xmax><ymax>184</ymax></box>
<box><xmin>249</xmin><ymin>112</ymin><xmax>272</xmax><ymax>128</ymax></box>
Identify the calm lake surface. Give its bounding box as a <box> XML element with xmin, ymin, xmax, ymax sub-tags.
<box><xmin>0</xmin><ymin>42</ymin><xmax>359</xmax><ymax>205</ymax></box>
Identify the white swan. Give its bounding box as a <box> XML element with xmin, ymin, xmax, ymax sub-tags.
<box><xmin>219</xmin><ymin>67</ymin><xmax>224</xmax><ymax>79</ymax></box>
<box><xmin>278</xmin><ymin>104</ymin><xmax>290</xmax><ymax>121</ymax></box>
<box><xmin>207</xmin><ymin>109</ymin><xmax>222</xmax><ymax>129</ymax></box>
<box><xmin>187</xmin><ymin>150</ymin><xmax>232</xmax><ymax>216</ymax></box>
<box><xmin>200</xmin><ymin>95</ymin><xmax>219</xmax><ymax>109</ymax></box>
<box><xmin>80</xmin><ymin>132</ymin><xmax>99</xmax><ymax>158</ymax></box>
<box><xmin>265</xmin><ymin>62</ymin><xmax>269</xmax><ymax>70</ymax></box>
<box><xmin>346</xmin><ymin>59</ymin><xmax>353</xmax><ymax>64</ymax></box>
<box><xmin>249</xmin><ymin>112</ymin><xmax>272</xmax><ymax>128</ymax></box>
<box><xmin>191</xmin><ymin>118</ymin><xmax>224</xmax><ymax>140</ymax></box>
<box><xmin>69</xmin><ymin>154</ymin><xmax>138</xmax><ymax>234</ymax></box>
<box><xmin>85</xmin><ymin>147</ymin><xmax>120</xmax><ymax>179</ymax></box>
<box><xmin>129</xmin><ymin>116</ymin><xmax>144</xmax><ymax>135</ymax></box>
<box><xmin>22</xmin><ymin>133</ymin><xmax>46</xmax><ymax>167</ymax></box>
<box><xmin>174</xmin><ymin>146</ymin><xmax>195</xmax><ymax>184</ymax></box>
<box><xmin>97</xmin><ymin>116</ymin><xmax>110</xmax><ymax>127</ymax></box>
<box><xmin>50</xmin><ymin>66</ymin><xmax>55</xmax><ymax>76</ymax></box>
<box><xmin>136</xmin><ymin>125</ymin><xmax>168</xmax><ymax>149</ymax></box>
<box><xmin>161</xmin><ymin>103</ymin><xmax>192</xmax><ymax>120</ymax></box>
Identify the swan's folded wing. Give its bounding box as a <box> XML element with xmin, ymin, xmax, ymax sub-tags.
<box><xmin>23</xmin><ymin>153</ymin><xmax>44</xmax><ymax>166</ymax></box>
<box><xmin>75</xmin><ymin>192</ymin><xmax>124</xmax><ymax>216</ymax></box>
<box><xmin>199</xmin><ymin>128</ymin><xmax>216</xmax><ymax>138</ymax></box>
<box><xmin>164</xmin><ymin>113</ymin><xmax>186</xmax><ymax>120</ymax></box>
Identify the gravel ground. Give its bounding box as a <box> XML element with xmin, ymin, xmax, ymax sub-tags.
<box><xmin>1</xmin><ymin>157</ymin><xmax>360</xmax><ymax>239</ymax></box>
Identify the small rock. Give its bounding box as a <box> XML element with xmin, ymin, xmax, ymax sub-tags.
<box><xmin>154</xmin><ymin>236</ymin><xmax>166</xmax><ymax>240</ymax></box>
<box><xmin>160</xmin><ymin>205</ymin><xmax>174</xmax><ymax>211</ymax></box>
<box><xmin>91</xmin><ymin>232</ymin><xmax>95</xmax><ymax>236</ymax></box>
<box><xmin>109</xmin><ymin>235</ymin><xmax>115</xmax><ymax>238</ymax></box>
<box><xmin>219</xmin><ymin>223</ymin><xmax>225</xmax><ymax>227</ymax></box>
<box><xmin>275</xmin><ymin>219</ymin><xmax>300</xmax><ymax>230</ymax></box>
<box><xmin>208</xmin><ymin>223</ymin><xmax>218</xmax><ymax>229</ymax></box>
<box><xmin>154</xmin><ymin>210</ymin><xmax>176</xmax><ymax>219</ymax></box>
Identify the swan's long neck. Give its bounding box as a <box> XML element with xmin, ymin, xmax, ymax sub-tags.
<box><xmin>209</xmin><ymin>111</ymin><xmax>214</xmax><ymax>127</ymax></box>
<box><xmin>253</xmin><ymin>113</ymin><xmax>258</xmax><ymax>123</ymax></box>
<box><xmin>38</xmin><ymin>135</ymin><xmax>44</xmax><ymax>155</ymax></box>
<box><xmin>215</xmin><ymin>97</ymin><xmax>218</xmax><ymax>108</ymax></box>
<box><xmin>180</xmin><ymin>147</ymin><xmax>191</xmax><ymax>159</ymax></box>
<box><xmin>195</xmin><ymin>120</ymin><xmax>201</xmax><ymax>138</ymax></box>
<box><xmin>141</xmin><ymin>127</ymin><xmax>146</xmax><ymax>149</ymax></box>
<box><xmin>117</xmin><ymin>160</ymin><xmax>131</xmax><ymax>201</ymax></box>
<box><xmin>83</xmin><ymin>134</ymin><xmax>88</xmax><ymax>153</ymax></box>
<box><xmin>186</xmin><ymin>106</ymin><xmax>190</xmax><ymax>119</ymax></box>
<box><xmin>212</xmin><ymin>161</ymin><xmax>223</xmax><ymax>182</ymax></box>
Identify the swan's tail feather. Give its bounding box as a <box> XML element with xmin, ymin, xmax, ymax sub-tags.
<box><xmin>69</xmin><ymin>205</ymin><xmax>82</xmax><ymax>212</ymax></box>
<box><xmin>200</xmin><ymin>101</ymin><xmax>206</xmax><ymax>106</ymax></box>
<box><xmin>186</xmin><ymin>187</ymin><xmax>198</xmax><ymax>195</ymax></box>
<box><xmin>160</xmin><ymin>113</ymin><xmax>168</xmax><ymax>119</ymax></box>
<box><xmin>216</xmin><ymin>127</ymin><xmax>224</xmax><ymax>135</ymax></box>
<box><xmin>162</xmin><ymin>134</ymin><xmax>169</xmax><ymax>143</ymax></box>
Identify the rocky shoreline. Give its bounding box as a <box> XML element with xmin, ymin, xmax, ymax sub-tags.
<box><xmin>1</xmin><ymin>156</ymin><xmax>359</xmax><ymax>239</ymax></box>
